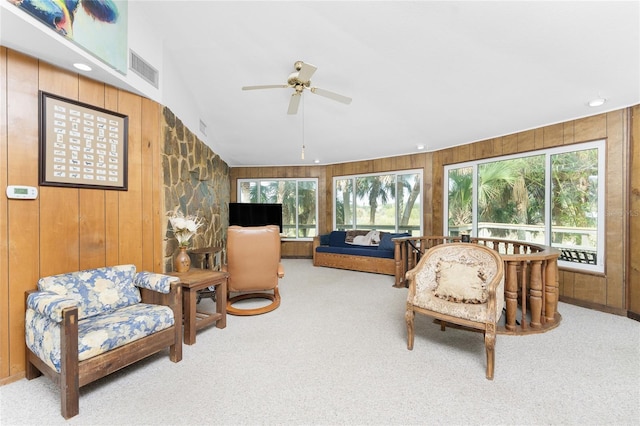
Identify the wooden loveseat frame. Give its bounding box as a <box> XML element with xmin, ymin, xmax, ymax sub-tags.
<box><xmin>25</xmin><ymin>280</ymin><xmax>182</xmax><ymax>419</ymax></box>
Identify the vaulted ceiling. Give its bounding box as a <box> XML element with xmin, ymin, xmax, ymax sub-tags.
<box><xmin>2</xmin><ymin>1</ymin><xmax>639</xmax><ymax>167</ymax></box>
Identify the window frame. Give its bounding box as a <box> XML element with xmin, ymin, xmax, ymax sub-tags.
<box><xmin>443</xmin><ymin>140</ymin><xmax>606</xmax><ymax>273</ymax></box>
<box><xmin>332</xmin><ymin>169</ymin><xmax>423</xmax><ymax>235</ymax></box>
<box><xmin>236</xmin><ymin>178</ymin><xmax>319</xmax><ymax>241</ymax></box>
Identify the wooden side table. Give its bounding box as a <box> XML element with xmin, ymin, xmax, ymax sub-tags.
<box><xmin>189</xmin><ymin>246</ymin><xmax>223</xmax><ymax>271</ymax></box>
<box><xmin>167</xmin><ymin>268</ymin><xmax>228</xmax><ymax>345</ymax></box>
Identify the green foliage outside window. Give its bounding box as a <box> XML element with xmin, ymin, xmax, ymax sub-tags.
<box><xmin>446</xmin><ymin>141</ymin><xmax>603</xmax><ymax>271</ymax></box>
<box><xmin>335</xmin><ymin>171</ymin><xmax>422</xmax><ymax>235</ymax></box>
<box><xmin>238</xmin><ymin>179</ymin><xmax>318</xmax><ymax>239</ymax></box>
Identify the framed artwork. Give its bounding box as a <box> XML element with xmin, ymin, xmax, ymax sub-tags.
<box><xmin>39</xmin><ymin>91</ymin><xmax>128</xmax><ymax>191</ymax></box>
<box><xmin>7</xmin><ymin>0</ymin><xmax>128</xmax><ymax>73</ymax></box>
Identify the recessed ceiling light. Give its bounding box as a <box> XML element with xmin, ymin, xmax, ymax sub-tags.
<box><xmin>73</xmin><ymin>63</ymin><xmax>92</xmax><ymax>72</ymax></box>
<box><xmin>416</xmin><ymin>144</ymin><xmax>425</xmax><ymax>150</ymax></box>
<box><xmin>314</xmin><ymin>159</ymin><xmax>320</xmax><ymax>164</ymax></box>
<box><xmin>588</xmin><ymin>98</ymin><xmax>606</xmax><ymax>107</ymax></box>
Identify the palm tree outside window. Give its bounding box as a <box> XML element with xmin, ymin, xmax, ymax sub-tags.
<box><xmin>334</xmin><ymin>170</ymin><xmax>423</xmax><ymax>235</ymax></box>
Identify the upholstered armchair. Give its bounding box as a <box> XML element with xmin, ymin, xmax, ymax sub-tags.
<box><xmin>405</xmin><ymin>242</ymin><xmax>505</xmax><ymax>379</ymax></box>
<box><xmin>223</xmin><ymin>225</ymin><xmax>284</xmax><ymax>315</ymax></box>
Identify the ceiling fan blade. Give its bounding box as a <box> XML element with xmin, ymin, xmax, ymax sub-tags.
<box><xmin>242</xmin><ymin>84</ymin><xmax>289</xmax><ymax>90</ymax></box>
<box><xmin>288</xmin><ymin>93</ymin><xmax>301</xmax><ymax>115</ymax></box>
<box><xmin>296</xmin><ymin>62</ymin><xmax>317</xmax><ymax>83</ymax></box>
<box><xmin>310</xmin><ymin>87</ymin><xmax>352</xmax><ymax>104</ymax></box>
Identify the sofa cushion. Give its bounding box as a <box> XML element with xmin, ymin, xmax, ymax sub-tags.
<box><xmin>328</xmin><ymin>231</ymin><xmax>350</xmax><ymax>248</ymax></box>
<box><xmin>378</xmin><ymin>232</ymin><xmax>411</xmax><ymax>251</ymax></box>
<box><xmin>316</xmin><ymin>245</ymin><xmax>394</xmax><ymax>259</ymax></box>
<box><xmin>37</xmin><ymin>265</ymin><xmax>141</xmax><ymax>320</ymax></box>
<box><xmin>25</xmin><ymin>303</ymin><xmax>175</xmax><ymax>373</ymax></box>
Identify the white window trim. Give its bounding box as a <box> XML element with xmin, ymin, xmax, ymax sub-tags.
<box><xmin>333</xmin><ymin>169</ymin><xmax>424</xmax><ymax>234</ymax></box>
<box><xmin>443</xmin><ymin>140</ymin><xmax>605</xmax><ymax>274</ymax></box>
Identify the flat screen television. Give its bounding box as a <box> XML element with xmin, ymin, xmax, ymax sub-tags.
<box><xmin>229</xmin><ymin>203</ymin><xmax>283</xmax><ymax>233</ymax></box>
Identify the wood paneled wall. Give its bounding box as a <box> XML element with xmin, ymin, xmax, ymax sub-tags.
<box><xmin>231</xmin><ymin>111</ymin><xmax>635</xmax><ymax>316</ymax></box>
<box><xmin>0</xmin><ymin>49</ymin><xmax>165</xmax><ymax>383</ymax></box>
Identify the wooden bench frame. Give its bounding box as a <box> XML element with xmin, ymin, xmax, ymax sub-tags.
<box><xmin>312</xmin><ymin>236</ymin><xmax>403</xmax><ymax>283</ymax></box>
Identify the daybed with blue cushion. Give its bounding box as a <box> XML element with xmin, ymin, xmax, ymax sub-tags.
<box><xmin>24</xmin><ymin>265</ymin><xmax>182</xmax><ymax>419</ymax></box>
<box><xmin>313</xmin><ymin>230</ymin><xmax>410</xmax><ymax>286</ymax></box>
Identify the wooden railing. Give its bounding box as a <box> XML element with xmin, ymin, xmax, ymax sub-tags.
<box><xmin>393</xmin><ymin>236</ymin><xmax>561</xmax><ymax>335</ymax></box>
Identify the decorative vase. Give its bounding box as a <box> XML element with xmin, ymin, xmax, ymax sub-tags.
<box><xmin>174</xmin><ymin>246</ymin><xmax>191</xmax><ymax>272</ymax></box>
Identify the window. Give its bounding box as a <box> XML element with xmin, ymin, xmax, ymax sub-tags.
<box><xmin>444</xmin><ymin>140</ymin><xmax>605</xmax><ymax>273</ymax></box>
<box><xmin>237</xmin><ymin>178</ymin><xmax>318</xmax><ymax>240</ymax></box>
<box><xmin>334</xmin><ymin>170</ymin><xmax>422</xmax><ymax>235</ymax></box>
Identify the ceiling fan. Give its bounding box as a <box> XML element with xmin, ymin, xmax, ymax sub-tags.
<box><xmin>242</xmin><ymin>61</ymin><xmax>352</xmax><ymax>114</ymax></box>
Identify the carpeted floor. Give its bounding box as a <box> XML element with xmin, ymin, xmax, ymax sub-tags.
<box><xmin>1</xmin><ymin>259</ymin><xmax>639</xmax><ymax>425</ymax></box>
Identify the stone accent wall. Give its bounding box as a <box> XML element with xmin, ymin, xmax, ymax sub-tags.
<box><xmin>162</xmin><ymin>107</ymin><xmax>230</xmax><ymax>272</ymax></box>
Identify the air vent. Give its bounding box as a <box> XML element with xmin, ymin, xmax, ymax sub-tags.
<box><xmin>129</xmin><ymin>50</ymin><xmax>158</xmax><ymax>88</ymax></box>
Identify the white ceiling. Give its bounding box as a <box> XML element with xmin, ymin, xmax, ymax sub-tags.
<box><xmin>2</xmin><ymin>1</ymin><xmax>639</xmax><ymax>167</ymax></box>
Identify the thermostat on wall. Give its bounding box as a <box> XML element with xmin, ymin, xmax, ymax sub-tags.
<box><xmin>6</xmin><ymin>185</ymin><xmax>38</xmax><ymax>200</ymax></box>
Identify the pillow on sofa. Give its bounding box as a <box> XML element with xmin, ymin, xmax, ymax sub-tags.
<box><xmin>345</xmin><ymin>230</ymin><xmax>371</xmax><ymax>243</ymax></box>
<box><xmin>378</xmin><ymin>232</ymin><xmax>410</xmax><ymax>251</ymax></box>
<box><xmin>319</xmin><ymin>233</ymin><xmax>331</xmax><ymax>246</ymax></box>
<box><xmin>328</xmin><ymin>231</ymin><xmax>350</xmax><ymax>247</ymax></box>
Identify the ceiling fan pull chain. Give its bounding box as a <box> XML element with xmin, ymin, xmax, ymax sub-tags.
<box><xmin>301</xmin><ymin>96</ymin><xmax>305</xmax><ymax>160</ymax></box>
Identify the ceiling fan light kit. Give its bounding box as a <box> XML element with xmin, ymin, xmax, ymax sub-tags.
<box><xmin>242</xmin><ymin>60</ymin><xmax>352</xmax><ymax>115</ymax></box>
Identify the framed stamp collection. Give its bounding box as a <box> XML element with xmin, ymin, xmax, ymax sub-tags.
<box><xmin>39</xmin><ymin>91</ymin><xmax>128</xmax><ymax>190</ymax></box>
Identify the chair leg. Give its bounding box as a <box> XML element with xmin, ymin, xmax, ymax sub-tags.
<box><xmin>60</xmin><ymin>308</ymin><xmax>80</xmax><ymax>419</ymax></box>
<box><xmin>405</xmin><ymin>308</ymin><xmax>415</xmax><ymax>350</ymax></box>
<box><xmin>25</xmin><ymin>352</ymin><xmax>42</xmax><ymax>380</ymax></box>
<box><xmin>485</xmin><ymin>329</ymin><xmax>496</xmax><ymax>380</ymax></box>
<box><xmin>440</xmin><ymin>321</ymin><xmax>446</xmax><ymax>331</ymax></box>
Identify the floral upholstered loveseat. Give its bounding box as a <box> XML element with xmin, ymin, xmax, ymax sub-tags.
<box><xmin>25</xmin><ymin>265</ymin><xmax>183</xmax><ymax>419</ymax></box>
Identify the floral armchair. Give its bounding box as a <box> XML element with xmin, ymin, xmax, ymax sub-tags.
<box><xmin>405</xmin><ymin>243</ymin><xmax>505</xmax><ymax>379</ymax></box>
<box><xmin>24</xmin><ymin>265</ymin><xmax>182</xmax><ymax>418</ymax></box>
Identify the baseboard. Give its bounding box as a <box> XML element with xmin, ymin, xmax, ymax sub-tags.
<box><xmin>0</xmin><ymin>371</ymin><xmax>25</xmax><ymax>386</ymax></box>
<box><xmin>628</xmin><ymin>311</ymin><xmax>640</xmax><ymax>322</ymax></box>
<box><xmin>559</xmin><ymin>296</ymin><xmax>627</xmax><ymax>316</ymax></box>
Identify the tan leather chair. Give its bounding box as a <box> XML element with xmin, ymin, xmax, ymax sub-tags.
<box><xmin>223</xmin><ymin>225</ymin><xmax>284</xmax><ymax>315</ymax></box>
<box><xmin>405</xmin><ymin>242</ymin><xmax>504</xmax><ymax>379</ymax></box>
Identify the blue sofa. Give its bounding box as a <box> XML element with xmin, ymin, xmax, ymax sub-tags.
<box><xmin>313</xmin><ymin>230</ymin><xmax>410</xmax><ymax>285</ymax></box>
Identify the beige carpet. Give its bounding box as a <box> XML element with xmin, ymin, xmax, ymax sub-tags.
<box><xmin>1</xmin><ymin>259</ymin><xmax>639</xmax><ymax>425</ymax></box>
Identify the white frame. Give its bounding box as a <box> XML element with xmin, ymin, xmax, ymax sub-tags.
<box><xmin>332</xmin><ymin>169</ymin><xmax>424</xmax><ymax>235</ymax></box>
<box><xmin>443</xmin><ymin>140</ymin><xmax>606</xmax><ymax>274</ymax></box>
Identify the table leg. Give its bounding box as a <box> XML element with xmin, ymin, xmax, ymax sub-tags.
<box><xmin>183</xmin><ymin>287</ymin><xmax>197</xmax><ymax>345</ymax></box>
<box><xmin>216</xmin><ymin>279</ymin><xmax>227</xmax><ymax>329</ymax></box>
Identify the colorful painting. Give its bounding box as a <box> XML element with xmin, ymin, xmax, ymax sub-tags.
<box><xmin>7</xmin><ymin>0</ymin><xmax>128</xmax><ymax>74</ymax></box>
